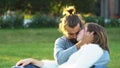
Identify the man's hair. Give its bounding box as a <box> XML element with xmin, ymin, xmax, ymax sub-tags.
<box><xmin>59</xmin><ymin>6</ymin><xmax>85</xmax><ymax>34</ymax></box>
<box><xmin>86</xmin><ymin>23</ymin><xmax>110</xmax><ymax>53</ymax></box>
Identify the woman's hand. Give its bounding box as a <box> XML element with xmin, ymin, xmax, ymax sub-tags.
<box><xmin>76</xmin><ymin>32</ymin><xmax>94</xmax><ymax>49</ymax></box>
<box><xmin>82</xmin><ymin>31</ymin><xmax>94</xmax><ymax>44</ymax></box>
<box><xmin>16</xmin><ymin>58</ymin><xmax>43</xmax><ymax>67</ymax></box>
<box><xmin>16</xmin><ymin>58</ymin><xmax>33</xmax><ymax>67</ymax></box>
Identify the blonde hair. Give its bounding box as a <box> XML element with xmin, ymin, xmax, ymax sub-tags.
<box><xmin>59</xmin><ymin>6</ymin><xmax>85</xmax><ymax>35</ymax></box>
<box><xmin>86</xmin><ymin>23</ymin><xmax>110</xmax><ymax>53</ymax></box>
<box><xmin>63</xmin><ymin>6</ymin><xmax>76</xmax><ymax>16</ymax></box>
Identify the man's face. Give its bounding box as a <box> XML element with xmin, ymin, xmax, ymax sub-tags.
<box><xmin>65</xmin><ymin>24</ymin><xmax>81</xmax><ymax>43</ymax></box>
<box><xmin>77</xmin><ymin>26</ymin><xmax>88</xmax><ymax>41</ymax></box>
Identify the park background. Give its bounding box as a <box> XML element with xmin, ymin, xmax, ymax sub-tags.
<box><xmin>0</xmin><ymin>0</ymin><xmax>120</xmax><ymax>68</ymax></box>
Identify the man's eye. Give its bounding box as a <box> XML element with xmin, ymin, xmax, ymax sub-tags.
<box><xmin>76</xmin><ymin>32</ymin><xmax>79</xmax><ymax>35</ymax></box>
<box><xmin>69</xmin><ymin>33</ymin><xmax>74</xmax><ymax>35</ymax></box>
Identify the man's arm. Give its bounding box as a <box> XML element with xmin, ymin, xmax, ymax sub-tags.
<box><xmin>54</xmin><ymin>38</ymin><xmax>77</xmax><ymax>65</ymax></box>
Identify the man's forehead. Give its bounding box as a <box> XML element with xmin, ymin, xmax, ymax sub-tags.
<box><xmin>66</xmin><ymin>28</ymin><xmax>80</xmax><ymax>34</ymax></box>
<box><xmin>65</xmin><ymin>25</ymin><xmax>81</xmax><ymax>33</ymax></box>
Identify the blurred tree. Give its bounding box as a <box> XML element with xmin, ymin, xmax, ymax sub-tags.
<box><xmin>0</xmin><ymin>0</ymin><xmax>102</xmax><ymax>16</ymax></box>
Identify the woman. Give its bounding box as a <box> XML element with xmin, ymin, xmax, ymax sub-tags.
<box><xmin>59</xmin><ymin>23</ymin><xmax>110</xmax><ymax>68</ymax></box>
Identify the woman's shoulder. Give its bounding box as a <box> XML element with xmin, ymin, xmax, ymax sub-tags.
<box><xmin>79</xmin><ymin>43</ymin><xmax>103</xmax><ymax>55</ymax></box>
<box><xmin>81</xmin><ymin>43</ymin><xmax>101</xmax><ymax>50</ymax></box>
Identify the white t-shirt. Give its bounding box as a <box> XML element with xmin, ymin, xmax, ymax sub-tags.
<box><xmin>59</xmin><ymin>43</ymin><xmax>103</xmax><ymax>68</ymax></box>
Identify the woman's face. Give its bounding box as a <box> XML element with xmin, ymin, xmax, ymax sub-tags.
<box><xmin>77</xmin><ymin>26</ymin><xmax>87</xmax><ymax>41</ymax></box>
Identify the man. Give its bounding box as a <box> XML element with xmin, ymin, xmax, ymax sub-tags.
<box><xmin>54</xmin><ymin>9</ymin><xmax>93</xmax><ymax>65</ymax></box>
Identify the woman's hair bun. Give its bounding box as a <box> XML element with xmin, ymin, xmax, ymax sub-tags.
<box><xmin>63</xmin><ymin>6</ymin><xmax>76</xmax><ymax>16</ymax></box>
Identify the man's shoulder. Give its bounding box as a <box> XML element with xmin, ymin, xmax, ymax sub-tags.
<box><xmin>55</xmin><ymin>36</ymin><xmax>70</xmax><ymax>44</ymax></box>
<box><xmin>56</xmin><ymin>36</ymin><xmax>68</xmax><ymax>41</ymax></box>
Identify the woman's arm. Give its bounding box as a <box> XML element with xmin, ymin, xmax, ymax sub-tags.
<box><xmin>73</xmin><ymin>44</ymin><xmax>103</xmax><ymax>68</ymax></box>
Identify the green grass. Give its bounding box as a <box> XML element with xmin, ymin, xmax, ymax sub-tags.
<box><xmin>106</xmin><ymin>28</ymin><xmax>120</xmax><ymax>68</ymax></box>
<box><xmin>0</xmin><ymin>28</ymin><xmax>62</xmax><ymax>68</ymax></box>
<box><xmin>0</xmin><ymin>28</ymin><xmax>120</xmax><ymax>68</ymax></box>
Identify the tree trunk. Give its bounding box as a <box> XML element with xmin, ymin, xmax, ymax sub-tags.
<box><xmin>109</xmin><ymin>0</ymin><xmax>115</xmax><ymax>18</ymax></box>
<box><xmin>100</xmin><ymin>0</ymin><xmax>109</xmax><ymax>18</ymax></box>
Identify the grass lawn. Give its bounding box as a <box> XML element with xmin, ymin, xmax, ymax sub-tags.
<box><xmin>0</xmin><ymin>28</ymin><xmax>120</xmax><ymax>68</ymax></box>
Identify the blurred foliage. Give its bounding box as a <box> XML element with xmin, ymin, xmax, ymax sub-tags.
<box><xmin>83</xmin><ymin>16</ymin><xmax>120</xmax><ymax>27</ymax></box>
<box><xmin>0</xmin><ymin>0</ymin><xmax>100</xmax><ymax>16</ymax></box>
<box><xmin>29</xmin><ymin>13</ymin><xmax>58</xmax><ymax>28</ymax></box>
<box><xmin>0</xmin><ymin>11</ymin><xmax>23</xmax><ymax>29</ymax></box>
<box><xmin>0</xmin><ymin>0</ymin><xmax>119</xmax><ymax>28</ymax></box>
<box><xmin>0</xmin><ymin>11</ymin><xmax>59</xmax><ymax>29</ymax></box>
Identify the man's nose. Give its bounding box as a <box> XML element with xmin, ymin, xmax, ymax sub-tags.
<box><xmin>72</xmin><ymin>34</ymin><xmax>77</xmax><ymax>39</ymax></box>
